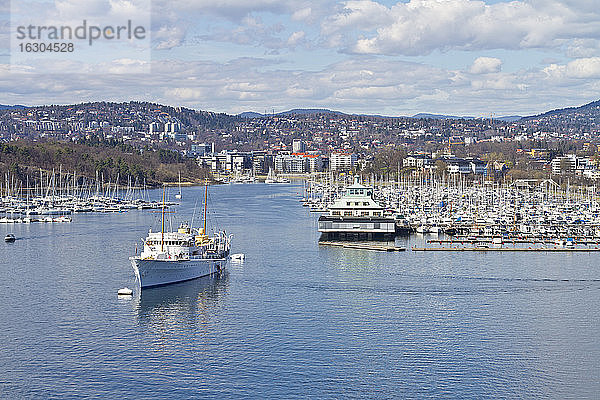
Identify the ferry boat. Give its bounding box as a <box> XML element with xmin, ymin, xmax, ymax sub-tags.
<box><xmin>318</xmin><ymin>178</ymin><xmax>396</xmax><ymax>240</ymax></box>
<box><xmin>129</xmin><ymin>186</ymin><xmax>232</xmax><ymax>288</ymax></box>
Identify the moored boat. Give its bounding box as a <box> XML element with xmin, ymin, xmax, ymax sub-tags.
<box><xmin>129</xmin><ymin>185</ymin><xmax>232</xmax><ymax>288</ymax></box>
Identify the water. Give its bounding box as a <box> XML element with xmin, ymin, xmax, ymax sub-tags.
<box><xmin>1</xmin><ymin>183</ymin><xmax>599</xmax><ymax>398</ymax></box>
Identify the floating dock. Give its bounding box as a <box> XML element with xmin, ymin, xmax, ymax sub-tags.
<box><xmin>412</xmin><ymin>247</ymin><xmax>600</xmax><ymax>252</ymax></box>
<box><xmin>319</xmin><ymin>241</ymin><xmax>406</xmax><ymax>252</ymax></box>
<box><xmin>428</xmin><ymin>239</ymin><xmax>600</xmax><ymax>245</ymax></box>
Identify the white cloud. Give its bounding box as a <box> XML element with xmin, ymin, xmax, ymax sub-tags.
<box><xmin>544</xmin><ymin>57</ymin><xmax>600</xmax><ymax>79</ymax></box>
<box><xmin>469</xmin><ymin>57</ymin><xmax>502</xmax><ymax>74</ymax></box>
<box><xmin>291</xmin><ymin>8</ymin><xmax>312</xmax><ymax>21</ymax></box>
<box><xmin>154</xmin><ymin>26</ymin><xmax>186</xmax><ymax>50</ymax></box>
<box><xmin>322</xmin><ymin>0</ymin><xmax>600</xmax><ymax>56</ymax></box>
<box><xmin>287</xmin><ymin>31</ymin><xmax>305</xmax><ymax>46</ymax></box>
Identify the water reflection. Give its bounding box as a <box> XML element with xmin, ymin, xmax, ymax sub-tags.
<box><xmin>134</xmin><ymin>273</ymin><xmax>229</xmax><ymax>342</ymax></box>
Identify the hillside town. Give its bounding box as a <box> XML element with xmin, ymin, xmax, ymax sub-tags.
<box><xmin>2</xmin><ymin>100</ymin><xmax>600</xmax><ymax>181</ymax></box>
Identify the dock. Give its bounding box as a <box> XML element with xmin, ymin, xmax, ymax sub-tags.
<box><xmin>319</xmin><ymin>241</ymin><xmax>406</xmax><ymax>252</ymax></box>
<box><xmin>427</xmin><ymin>239</ymin><xmax>600</xmax><ymax>245</ymax></box>
<box><xmin>412</xmin><ymin>247</ymin><xmax>600</xmax><ymax>252</ymax></box>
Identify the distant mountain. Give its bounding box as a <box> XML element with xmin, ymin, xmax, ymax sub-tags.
<box><xmin>413</xmin><ymin>113</ymin><xmax>522</xmax><ymax>122</ymax></box>
<box><xmin>0</xmin><ymin>104</ymin><xmax>26</xmax><ymax>110</ymax></box>
<box><xmin>412</xmin><ymin>113</ymin><xmax>474</xmax><ymax>120</ymax></box>
<box><xmin>523</xmin><ymin>99</ymin><xmax>600</xmax><ymax>120</ymax></box>
<box><xmin>495</xmin><ymin>115</ymin><xmax>522</xmax><ymax>122</ymax></box>
<box><xmin>238</xmin><ymin>108</ymin><xmax>347</xmax><ymax>118</ymax></box>
<box><xmin>277</xmin><ymin>108</ymin><xmax>346</xmax><ymax>116</ymax></box>
<box><xmin>238</xmin><ymin>111</ymin><xmax>264</xmax><ymax>118</ymax></box>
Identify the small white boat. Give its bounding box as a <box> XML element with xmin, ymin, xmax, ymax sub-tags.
<box><xmin>4</xmin><ymin>233</ymin><xmax>15</xmax><ymax>242</ymax></box>
<box><xmin>231</xmin><ymin>253</ymin><xmax>245</xmax><ymax>261</ymax></box>
<box><xmin>117</xmin><ymin>287</ymin><xmax>133</xmax><ymax>296</ymax></box>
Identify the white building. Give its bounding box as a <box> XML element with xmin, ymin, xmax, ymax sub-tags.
<box><xmin>330</xmin><ymin>152</ymin><xmax>358</xmax><ymax>171</ymax></box>
<box><xmin>292</xmin><ymin>139</ymin><xmax>306</xmax><ymax>153</ymax></box>
<box><xmin>551</xmin><ymin>154</ymin><xmax>577</xmax><ymax>174</ymax></box>
<box><xmin>403</xmin><ymin>154</ymin><xmax>433</xmax><ymax>169</ymax></box>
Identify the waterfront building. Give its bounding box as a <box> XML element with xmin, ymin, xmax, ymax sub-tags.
<box><xmin>403</xmin><ymin>154</ymin><xmax>433</xmax><ymax>169</ymax></box>
<box><xmin>318</xmin><ymin>178</ymin><xmax>396</xmax><ymax>240</ymax></box>
<box><xmin>330</xmin><ymin>152</ymin><xmax>358</xmax><ymax>171</ymax></box>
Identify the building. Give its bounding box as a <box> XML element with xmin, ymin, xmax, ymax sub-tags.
<box><xmin>189</xmin><ymin>143</ymin><xmax>214</xmax><ymax>157</ymax></box>
<box><xmin>275</xmin><ymin>153</ymin><xmax>306</xmax><ymax>173</ymax></box>
<box><xmin>470</xmin><ymin>159</ymin><xmax>487</xmax><ymax>175</ymax></box>
<box><xmin>551</xmin><ymin>155</ymin><xmax>577</xmax><ymax>174</ymax></box>
<box><xmin>274</xmin><ymin>153</ymin><xmax>324</xmax><ymax>173</ymax></box>
<box><xmin>330</xmin><ymin>152</ymin><xmax>358</xmax><ymax>171</ymax></box>
<box><xmin>403</xmin><ymin>154</ymin><xmax>433</xmax><ymax>169</ymax></box>
<box><xmin>440</xmin><ymin>157</ymin><xmax>487</xmax><ymax>174</ymax></box>
<box><xmin>292</xmin><ymin>139</ymin><xmax>306</xmax><ymax>153</ymax></box>
<box><xmin>318</xmin><ymin>178</ymin><xmax>396</xmax><ymax>240</ymax></box>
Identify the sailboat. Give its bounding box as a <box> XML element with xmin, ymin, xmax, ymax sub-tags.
<box><xmin>265</xmin><ymin>167</ymin><xmax>276</xmax><ymax>184</ymax></box>
<box><xmin>265</xmin><ymin>167</ymin><xmax>290</xmax><ymax>184</ymax></box>
<box><xmin>175</xmin><ymin>172</ymin><xmax>182</xmax><ymax>199</ymax></box>
<box><xmin>129</xmin><ymin>184</ymin><xmax>232</xmax><ymax>288</ymax></box>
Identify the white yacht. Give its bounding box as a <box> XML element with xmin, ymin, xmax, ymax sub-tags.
<box><xmin>129</xmin><ymin>187</ymin><xmax>232</xmax><ymax>288</ymax></box>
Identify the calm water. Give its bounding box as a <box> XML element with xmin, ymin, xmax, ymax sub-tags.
<box><xmin>1</xmin><ymin>183</ymin><xmax>599</xmax><ymax>399</ymax></box>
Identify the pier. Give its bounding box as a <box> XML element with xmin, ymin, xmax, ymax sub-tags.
<box><xmin>319</xmin><ymin>241</ymin><xmax>406</xmax><ymax>252</ymax></box>
<box><xmin>412</xmin><ymin>247</ymin><xmax>600</xmax><ymax>252</ymax></box>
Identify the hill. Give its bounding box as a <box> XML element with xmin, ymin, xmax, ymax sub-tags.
<box><xmin>523</xmin><ymin>99</ymin><xmax>600</xmax><ymax>120</ymax></box>
<box><xmin>0</xmin><ymin>138</ymin><xmax>211</xmax><ymax>186</ymax></box>
<box><xmin>238</xmin><ymin>108</ymin><xmax>346</xmax><ymax>118</ymax></box>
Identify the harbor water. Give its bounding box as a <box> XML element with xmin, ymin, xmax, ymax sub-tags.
<box><xmin>1</xmin><ymin>183</ymin><xmax>599</xmax><ymax>398</ymax></box>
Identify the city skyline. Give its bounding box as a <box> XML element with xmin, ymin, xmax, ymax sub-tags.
<box><xmin>2</xmin><ymin>0</ymin><xmax>600</xmax><ymax>117</ymax></box>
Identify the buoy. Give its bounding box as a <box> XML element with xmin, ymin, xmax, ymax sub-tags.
<box><xmin>118</xmin><ymin>287</ymin><xmax>133</xmax><ymax>296</ymax></box>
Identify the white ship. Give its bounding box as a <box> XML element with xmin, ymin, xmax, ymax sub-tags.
<box><xmin>129</xmin><ymin>186</ymin><xmax>232</xmax><ymax>288</ymax></box>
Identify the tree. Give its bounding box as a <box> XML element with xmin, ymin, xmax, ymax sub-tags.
<box><xmin>434</xmin><ymin>159</ymin><xmax>447</xmax><ymax>174</ymax></box>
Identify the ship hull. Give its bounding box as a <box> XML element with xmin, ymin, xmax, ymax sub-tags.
<box><xmin>130</xmin><ymin>257</ymin><xmax>227</xmax><ymax>288</ymax></box>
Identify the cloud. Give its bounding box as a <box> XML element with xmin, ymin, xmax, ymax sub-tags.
<box><xmin>2</xmin><ymin>51</ymin><xmax>600</xmax><ymax>117</ymax></box>
<box><xmin>154</xmin><ymin>26</ymin><xmax>186</xmax><ymax>50</ymax></box>
<box><xmin>287</xmin><ymin>31</ymin><xmax>305</xmax><ymax>46</ymax></box>
<box><xmin>469</xmin><ymin>57</ymin><xmax>502</xmax><ymax>74</ymax></box>
<box><xmin>544</xmin><ymin>57</ymin><xmax>600</xmax><ymax>79</ymax></box>
<box><xmin>322</xmin><ymin>0</ymin><xmax>600</xmax><ymax>56</ymax></box>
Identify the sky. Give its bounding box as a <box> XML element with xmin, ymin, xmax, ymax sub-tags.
<box><xmin>2</xmin><ymin>0</ymin><xmax>600</xmax><ymax>117</ymax></box>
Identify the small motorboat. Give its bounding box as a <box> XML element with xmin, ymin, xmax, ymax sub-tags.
<box><xmin>117</xmin><ymin>287</ymin><xmax>133</xmax><ymax>296</ymax></box>
<box><xmin>230</xmin><ymin>253</ymin><xmax>245</xmax><ymax>261</ymax></box>
<box><xmin>4</xmin><ymin>233</ymin><xmax>16</xmax><ymax>242</ymax></box>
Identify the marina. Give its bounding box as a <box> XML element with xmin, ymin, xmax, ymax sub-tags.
<box><xmin>0</xmin><ymin>170</ymin><xmax>172</xmax><ymax>219</ymax></box>
<box><xmin>302</xmin><ymin>172</ymin><xmax>600</xmax><ymax>244</ymax></box>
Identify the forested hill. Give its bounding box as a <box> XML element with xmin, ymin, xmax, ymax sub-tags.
<box><xmin>0</xmin><ymin>139</ymin><xmax>210</xmax><ymax>187</ymax></box>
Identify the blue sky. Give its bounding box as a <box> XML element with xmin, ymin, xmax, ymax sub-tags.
<box><xmin>2</xmin><ymin>0</ymin><xmax>600</xmax><ymax>116</ymax></box>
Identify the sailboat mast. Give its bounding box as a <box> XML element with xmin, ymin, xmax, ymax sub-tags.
<box><xmin>203</xmin><ymin>180</ymin><xmax>208</xmax><ymax>234</ymax></box>
<box><xmin>161</xmin><ymin>187</ymin><xmax>165</xmax><ymax>252</ymax></box>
